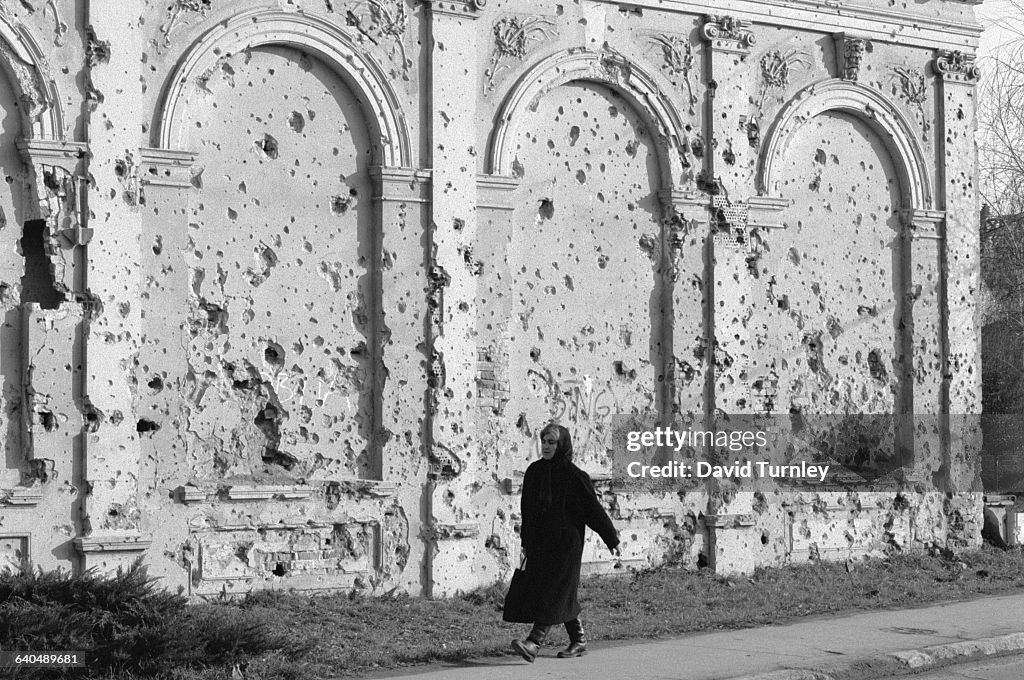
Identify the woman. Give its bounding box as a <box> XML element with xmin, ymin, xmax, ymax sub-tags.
<box><xmin>505</xmin><ymin>423</ymin><xmax>620</xmax><ymax>662</ymax></box>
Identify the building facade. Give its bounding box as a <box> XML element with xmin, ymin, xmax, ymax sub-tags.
<box><xmin>0</xmin><ymin>0</ymin><xmax>984</xmax><ymax>597</ymax></box>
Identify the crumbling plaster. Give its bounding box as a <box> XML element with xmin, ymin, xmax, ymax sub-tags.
<box><xmin>0</xmin><ymin>0</ymin><xmax>984</xmax><ymax>595</ymax></box>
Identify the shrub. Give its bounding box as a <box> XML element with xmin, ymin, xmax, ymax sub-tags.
<box><xmin>0</xmin><ymin>559</ymin><xmax>294</xmax><ymax>678</ymax></box>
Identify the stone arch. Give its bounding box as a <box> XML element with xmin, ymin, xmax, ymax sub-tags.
<box><xmin>154</xmin><ymin>8</ymin><xmax>411</xmax><ymax>166</ymax></box>
<box><xmin>0</xmin><ymin>13</ymin><xmax>63</xmax><ymax>139</ymax></box>
<box><xmin>758</xmin><ymin>78</ymin><xmax>931</xmax><ymax>210</ymax></box>
<box><xmin>487</xmin><ymin>49</ymin><xmax>687</xmax><ymax>189</ymax></box>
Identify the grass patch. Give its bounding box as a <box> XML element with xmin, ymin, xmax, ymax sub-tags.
<box><xmin>7</xmin><ymin>546</ymin><xmax>1024</xmax><ymax>678</ymax></box>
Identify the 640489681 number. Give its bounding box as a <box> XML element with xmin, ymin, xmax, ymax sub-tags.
<box><xmin>0</xmin><ymin>651</ymin><xmax>86</xmax><ymax>667</ymax></box>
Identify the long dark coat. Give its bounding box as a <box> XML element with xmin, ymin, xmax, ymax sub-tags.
<box><xmin>508</xmin><ymin>458</ymin><xmax>619</xmax><ymax>625</ymax></box>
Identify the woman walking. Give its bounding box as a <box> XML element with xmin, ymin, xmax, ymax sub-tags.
<box><xmin>505</xmin><ymin>423</ymin><xmax>620</xmax><ymax>662</ymax></box>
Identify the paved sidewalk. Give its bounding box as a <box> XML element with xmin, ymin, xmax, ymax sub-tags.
<box><xmin>360</xmin><ymin>592</ymin><xmax>1024</xmax><ymax>680</ymax></box>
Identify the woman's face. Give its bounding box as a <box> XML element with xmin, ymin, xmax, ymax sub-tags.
<box><xmin>540</xmin><ymin>430</ymin><xmax>559</xmax><ymax>460</ymax></box>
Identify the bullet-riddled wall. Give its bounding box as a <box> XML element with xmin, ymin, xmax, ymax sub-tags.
<box><xmin>0</xmin><ymin>0</ymin><xmax>984</xmax><ymax>595</ymax></box>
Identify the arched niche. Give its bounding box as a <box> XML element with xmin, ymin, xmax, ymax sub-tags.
<box><xmin>154</xmin><ymin>8</ymin><xmax>411</xmax><ymax>167</ymax></box>
<box><xmin>487</xmin><ymin>48</ymin><xmax>687</xmax><ymax>190</ymax></box>
<box><xmin>757</xmin><ymin>78</ymin><xmax>932</xmax><ymax>211</ymax></box>
<box><xmin>0</xmin><ymin>13</ymin><xmax>63</xmax><ymax>140</ymax></box>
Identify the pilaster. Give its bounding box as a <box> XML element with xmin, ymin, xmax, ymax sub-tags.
<box><xmin>75</xmin><ymin>1</ymin><xmax>147</xmax><ymax>571</ymax></box>
<box><xmin>899</xmin><ymin>208</ymin><xmax>946</xmax><ymax>485</ymax></box>
<box><xmin>934</xmin><ymin>49</ymin><xmax>981</xmax><ymax>493</ymax></box>
<box><xmin>419</xmin><ymin>0</ymin><xmax>484</xmax><ymax>596</ymax></box>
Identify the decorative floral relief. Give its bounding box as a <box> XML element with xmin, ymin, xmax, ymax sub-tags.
<box><xmin>753</xmin><ymin>49</ymin><xmax>810</xmax><ymax>146</ymax></box>
<box><xmin>347</xmin><ymin>0</ymin><xmax>411</xmax><ymax>80</ymax></box>
<box><xmin>890</xmin><ymin>66</ymin><xmax>930</xmax><ymax>141</ymax></box>
<box><xmin>44</xmin><ymin>0</ymin><xmax>66</xmax><ymax>46</ymax></box>
<box><xmin>161</xmin><ymin>0</ymin><xmax>212</xmax><ymax>46</ymax></box>
<box><xmin>651</xmin><ymin>34</ymin><xmax>697</xmax><ymax>115</ymax></box>
<box><xmin>483</xmin><ymin>16</ymin><xmax>556</xmax><ymax>94</ymax></box>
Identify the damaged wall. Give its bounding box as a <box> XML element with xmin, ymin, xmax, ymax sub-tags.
<box><xmin>0</xmin><ymin>0</ymin><xmax>984</xmax><ymax>596</ymax></box>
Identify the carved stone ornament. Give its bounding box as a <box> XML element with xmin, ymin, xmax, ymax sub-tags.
<box><xmin>347</xmin><ymin>0</ymin><xmax>411</xmax><ymax>80</ymax></box>
<box><xmin>835</xmin><ymin>34</ymin><xmax>867</xmax><ymax>82</ymax></box>
<box><xmin>484</xmin><ymin>16</ymin><xmax>557</xmax><ymax>94</ymax></box>
<box><xmin>701</xmin><ymin>15</ymin><xmax>755</xmax><ymax>53</ymax></box>
<box><xmin>757</xmin><ymin>49</ymin><xmax>811</xmax><ymax>122</ymax></box>
<box><xmin>161</xmin><ymin>0</ymin><xmax>212</xmax><ymax>46</ymax></box>
<box><xmin>934</xmin><ymin>50</ymin><xmax>980</xmax><ymax>83</ymax></box>
<box><xmin>651</xmin><ymin>34</ymin><xmax>697</xmax><ymax>115</ymax></box>
<box><xmin>421</xmin><ymin>0</ymin><xmax>486</xmax><ymax>19</ymax></box>
<box><xmin>890</xmin><ymin>66</ymin><xmax>930</xmax><ymax>141</ymax></box>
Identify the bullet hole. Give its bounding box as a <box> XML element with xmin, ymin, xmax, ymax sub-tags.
<box><xmin>539</xmin><ymin>198</ymin><xmax>554</xmax><ymax>220</ymax></box>
<box><xmin>529</xmin><ymin>347</ymin><xmax>541</xmax><ymax>362</ymax></box>
<box><xmin>803</xmin><ymin>333</ymin><xmax>822</xmax><ymax>373</ymax></box>
<box><xmin>857</xmin><ymin>304</ymin><xmax>878</xmax><ymax>317</ymax></box>
<box><xmin>227</xmin><ymin>208</ymin><xmax>238</xmax><ymax>220</ymax></box>
<box><xmin>453</xmin><ymin>218</ymin><xmax>465</xmax><ymax>231</ymax></box>
<box><xmin>288</xmin><ymin>111</ymin><xmax>305</xmax><ymax>133</ymax></box>
<box><xmin>516</xmin><ymin>413</ymin><xmax>531</xmax><ymax>436</ymax></box>
<box><xmin>257</xmin><ymin>134</ymin><xmax>279</xmax><ymax>159</ymax></box>
<box><xmin>331</xmin><ymin>195</ymin><xmax>352</xmax><ymax>215</ymax></box>
<box><xmin>691</xmin><ymin>135</ymin><xmax>705</xmax><ymax>157</ymax></box>
<box><xmin>114</xmin><ymin>159</ymin><xmax>128</xmax><ymax>178</ymax></box>
<box><xmin>512</xmin><ymin>158</ymin><xmax>524</xmax><ymax>178</ymax></box>
<box><xmin>761</xmin><ymin>531</ymin><xmax>770</xmax><ymax>545</ymax></box>
<box><xmin>788</xmin><ymin>247</ymin><xmax>801</xmax><ymax>265</ymax></box>
<box><xmin>148</xmin><ymin>376</ymin><xmax>164</xmax><ymax>392</ymax></box>
<box><xmin>20</xmin><ymin>219</ymin><xmax>63</xmax><ymax>309</ymax></box>
<box><xmin>867</xmin><ymin>349</ymin><xmax>888</xmax><ymax>382</ymax></box>
<box><xmin>638</xmin><ymin>233</ymin><xmax>656</xmax><ymax>253</ymax></box>
<box><xmin>722</xmin><ymin>143</ymin><xmax>736</xmax><ymax>165</ymax></box>
<box><xmin>152</xmin><ymin>236</ymin><xmax>162</xmax><ymax>255</ymax></box>
<box><xmin>136</xmin><ymin>418</ymin><xmax>160</xmax><ymax>433</ymax></box>
<box><xmin>38</xmin><ymin>410</ymin><xmax>57</xmax><ymax>432</ymax></box>
<box><xmin>265</xmin><ymin>342</ymin><xmax>284</xmax><ymax>366</ymax></box>
<box><xmin>576</xmin><ymin>169</ymin><xmax>587</xmax><ymax>184</ymax></box>
<box><xmin>814</xmin><ymin>148</ymin><xmax>827</xmax><ymax>165</ymax></box>
<box><xmin>564</xmin><ymin>275</ymin><xmax>574</xmax><ymax>291</ymax></box>
<box><xmin>747</xmin><ymin>120</ymin><xmax>760</xmax><ymax>148</ymax></box>
<box><xmin>613</xmin><ymin>361</ymin><xmax>637</xmax><ymax>380</ymax></box>
<box><xmin>569</xmin><ymin>125</ymin><xmax>580</xmax><ymax>146</ymax></box>
<box><xmin>598</xmin><ymin>254</ymin><xmax>609</xmax><ymax>269</ymax></box>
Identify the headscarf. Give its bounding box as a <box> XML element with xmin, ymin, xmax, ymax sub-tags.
<box><xmin>538</xmin><ymin>423</ymin><xmax>573</xmax><ymax>512</ymax></box>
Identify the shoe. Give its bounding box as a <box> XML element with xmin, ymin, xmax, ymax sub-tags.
<box><xmin>511</xmin><ymin>638</ymin><xmax>539</xmax><ymax>662</ymax></box>
<box><xmin>557</xmin><ymin>641</ymin><xmax>587</xmax><ymax>658</ymax></box>
<box><xmin>558</xmin><ymin>618</ymin><xmax>587</xmax><ymax>658</ymax></box>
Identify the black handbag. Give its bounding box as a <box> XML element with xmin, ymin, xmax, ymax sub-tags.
<box><xmin>501</xmin><ymin>555</ymin><xmax>535</xmax><ymax>623</ymax></box>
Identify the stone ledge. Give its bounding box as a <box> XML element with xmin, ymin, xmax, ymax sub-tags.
<box><xmin>176</xmin><ymin>479</ymin><xmax>400</xmax><ymax>504</ymax></box>
<box><xmin>1</xmin><ymin>487</ymin><xmax>44</xmax><ymax>506</ymax></box>
<box><xmin>74</xmin><ymin>534</ymin><xmax>153</xmax><ymax>553</ymax></box>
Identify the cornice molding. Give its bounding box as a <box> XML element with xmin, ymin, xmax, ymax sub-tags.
<box><xmin>589</xmin><ymin>0</ymin><xmax>981</xmax><ymax>49</ymax></box>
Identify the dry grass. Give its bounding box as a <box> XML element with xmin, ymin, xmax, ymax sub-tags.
<box><xmin>169</xmin><ymin>545</ymin><xmax>1024</xmax><ymax>679</ymax></box>
<box><xmin>11</xmin><ymin>546</ymin><xmax>1024</xmax><ymax>679</ymax></box>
